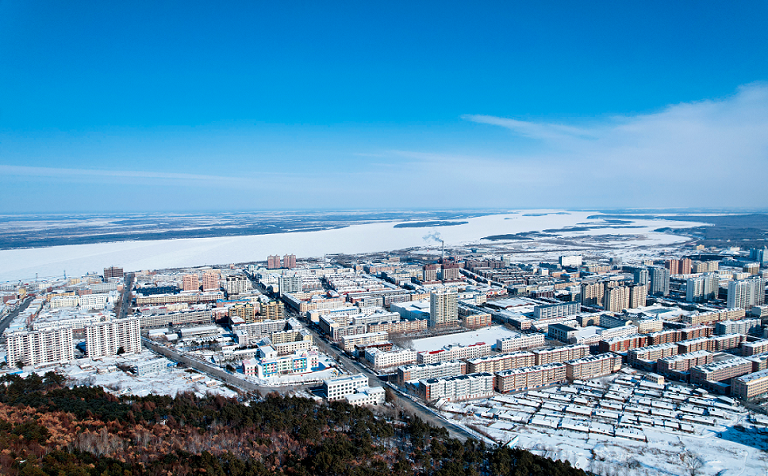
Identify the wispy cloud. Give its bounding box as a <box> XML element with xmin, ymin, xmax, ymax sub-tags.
<box><xmin>378</xmin><ymin>83</ymin><xmax>768</xmax><ymax>208</ymax></box>
<box><xmin>462</xmin><ymin>83</ymin><xmax>768</xmax><ymax>180</ymax></box>
<box><xmin>0</xmin><ymin>165</ymin><xmax>247</xmax><ymax>182</ymax></box>
<box><xmin>462</xmin><ymin>114</ymin><xmax>597</xmax><ymax>141</ymax></box>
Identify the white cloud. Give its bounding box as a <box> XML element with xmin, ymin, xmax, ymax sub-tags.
<box><xmin>463</xmin><ymin>83</ymin><xmax>768</xmax><ymax>179</ymax></box>
<box><xmin>453</xmin><ymin>83</ymin><xmax>768</xmax><ymax>207</ymax></box>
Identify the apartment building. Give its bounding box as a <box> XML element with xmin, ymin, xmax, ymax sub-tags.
<box><xmin>396</xmin><ymin>360</ymin><xmax>466</xmax><ymax>387</ymax></box>
<box><xmin>657</xmin><ymin>350</ymin><xmax>713</xmax><ymax>374</ymax></box>
<box><xmin>533</xmin><ymin>344</ymin><xmax>590</xmax><ymax>365</ymax></box>
<box><xmin>139</xmin><ymin>309</ymin><xmax>213</xmax><ymax>329</ymax></box>
<box><xmin>466</xmin><ymin>351</ymin><xmax>535</xmax><ymax>374</ymax></box>
<box><xmin>742</xmin><ymin>340</ymin><xmax>768</xmax><ymax>357</ymax></box>
<box><xmin>532</xmin><ymin>302</ymin><xmax>580</xmax><ymax>320</ymax></box>
<box><xmin>677</xmin><ymin>337</ymin><xmax>710</xmax><ymax>354</ymax></box>
<box><xmin>85</xmin><ymin>317</ymin><xmax>141</xmax><ymax>358</ymax></box>
<box><xmin>416</xmin><ymin>342</ymin><xmax>492</xmax><ymax>364</ymax></box>
<box><xmin>710</xmin><ymin>334</ymin><xmax>746</xmax><ymax>352</ymax></box>
<box><xmin>429</xmin><ymin>290</ymin><xmax>458</xmax><ymax>328</ymax></box>
<box><xmin>225</xmin><ymin>275</ymin><xmax>249</xmax><ymax>296</ymax></box>
<box><xmin>597</xmin><ymin>334</ymin><xmax>648</xmax><ymax>353</ymax></box>
<box><xmin>5</xmin><ymin>327</ymin><xmax>74</xmax><ymax>367</ymax></box>
<box><xmin>684</xmin><ymin>308</ymin><xmax>746</xmax><ymax>326</ymax></box>
<box><xmin>727</xmin><ymin>277</ymin><xmax>765</xmax><ymax>309</ymax></box>
<box><xmin>496</xmin><ymin>333</ymin><xmax>545</xmax><ymax>353</ymax></box>
<box><xmin>732</xmin><ymin>369</ymin><xmax>768</xmax><ymax>400</ymax></box>
<box><xmin>628</xmin><ymin>342</ymin><xmax>678</xmax><ymax>366</ymax></box>
<box><xmin>182</xmin><ymin>274</ymin><xmax>199</xmax><ymax>292</ymax></box>
<box><xmin>495</xmin><ymin>363</ymin><xmax>567</xmax><ymax>393</ymax></box>
<box><xmin>716</xmin><ymin>318</ymin><xmax>761</xmax><ymax>336</ymax></box>
<box><xmin>418</xmin><ymin>372</ymin><xmax>495</xmax><ymax>402</ymax></box>
<box><xmin>690</xmin><ymin>357</ymin><xmax>752</xmax><ymax>384</ymax></box>
<box><xmin>581</xmin><ymin>282</ymin><xmax>604</xmax><ymax>306</ymax></box>
<box><xmin>364</xmin><ymin>348</ymin><xmax>417</xmax><ymax>370</ymax></box>
<box><xmin>646</xmin><ymin>329</ymin><xmax>682</xmax><ymax>346</ymax></box>
<box><xmin>202</xmin><ymin>271</ymin><xmax>220</xmax><ymax>291</ymax></box>
<box><xmin>565</xmin><ymin>353</ymin><xmax>621</xmax><ymax>381</ymax></box>
<box><xmin>259</xmin><ymin>301</ymin><xmax>285</xmax><ymax>321</ymax></box>
<box><xmin>680</xmin><ymin>325</ymin><xmax>714</xmax><ymax>340</ymax></box>
<box><xmin>649</xmin><ymin>266</ymin><xmax>670</xmax><ymax>296</ymax></box>
<box><xmin>340</xmin><ymin>331</ymin><xmax>388</xmax><ymax>352</ymax></box>
<box><xmin>463</xmin><ymin>313</ymin><xmax>492</xmax><ymax>329</ymax></box>
<box><xmin>367</xmin><ymin>319</ymin><xmax>428</xmax><ymax>335</ymax></box>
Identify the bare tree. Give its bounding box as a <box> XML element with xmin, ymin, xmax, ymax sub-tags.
<box><xmin>680</xmin><ymin>450</ymin><xmax>704</xmax><ymax>476</ymax></box>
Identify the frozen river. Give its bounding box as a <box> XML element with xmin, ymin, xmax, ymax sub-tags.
<box><xmin>0</xmin><ymin>210</ymin><xmax>703</xmax><ymax>282</ymax></box>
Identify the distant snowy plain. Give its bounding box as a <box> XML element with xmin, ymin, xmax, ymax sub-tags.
<box><xmin>0</xmin><ymin>210</ymin><xmax>704</xmax><ymax>282</ymax></box>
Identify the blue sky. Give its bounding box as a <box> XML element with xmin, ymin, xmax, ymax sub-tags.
<box><xmin>1</xmin><ymin>1</ymin><xmax>767</xmax><ymax>212</ymax></box>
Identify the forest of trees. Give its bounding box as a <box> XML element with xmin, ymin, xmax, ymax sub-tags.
<box><xmin>0</xmin><ymin>372</ymin><xmax>589</xmax><ymax>476</ymax></box>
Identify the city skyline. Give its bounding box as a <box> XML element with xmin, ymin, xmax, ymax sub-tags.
<box><xmin>1</xmin><ymin>2</ymin><xmax>767</xmax><ymax>212</ymax></box>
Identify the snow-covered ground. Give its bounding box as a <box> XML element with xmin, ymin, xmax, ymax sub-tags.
<box><xmin>0</xmin><ymin>210</ymin><xmax>705</xmax><ymax>282</ymax></box>
<box><xmin>440</xmin><ymin>374</ymin><xmax>768</xmax><ymax>475</ymax></box>
<box><xmin>29</xmin><ymin>350</ymin><xmax>239</xmax><ymax>399</ymax></box>
<box><xmin>406</xmin><ymin>326</ymin><xmax>520</xmax><ymax>352</ymax></box>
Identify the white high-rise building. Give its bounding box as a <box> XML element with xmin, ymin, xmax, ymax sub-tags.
<box><xmin>728</xmin><ymin>278</ymin><xmax>765</xmax><ymax>309</ymax></box>
<box><xmin>6</xmin><ymin>328</ymin><xmax>74</xmax><ymax>367</ymax></box>
<box><xmin>685</xmin><ymin>273</ymin><xmax>719</xmax><ymax>303</ymax></box>
<box><xmin>85</xmin><ymin>317</ymin><xmax>141</xmax><ymax>358</ymax></box>
<box><xmin>225</xmin><ymin>275</ymin><xmax>249</xmax><ymax>296</ymax></box>
<box><xmin>429</xmin><ymin>290</ymin><xmax>458</xmax><ymax>328</ymax></box>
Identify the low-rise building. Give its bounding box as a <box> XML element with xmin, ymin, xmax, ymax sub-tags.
<box><xmin>323</xmin><ymin>374</ymin><xmax>369</xmax><ymax>401</ymax></box>
<box><xmin>253</xmin><ymin>349</ymin><xmax>319</xmax><ymax>378</ymax></box>
<box><xmin>345</xmin><ymin>386</ymin><xmax>386</xmax><ymax>406</ymax></box>
<box><xmin>132</xmin><ymin>358</ymin><xmax>168</xmax><ymax>376</ymax></box>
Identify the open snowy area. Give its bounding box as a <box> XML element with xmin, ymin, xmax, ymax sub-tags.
<box><xmin>406</xmin><ymin>325</ymin><xmax>520</xmax><ymax>352</ymax></box>
<box><xmin>440</xmin><ymin>373</ymin><xmax>768</xmax><ymax>475</ymax></box>
<box><xmin>0</xmin><ymin>210</ymin><xmax>705</xmax><ymax>282</ymax></box>
<box><xmin>30</xmin><ymin>350</ymin><xmax>239</xmax><ymax>399</ymax></box>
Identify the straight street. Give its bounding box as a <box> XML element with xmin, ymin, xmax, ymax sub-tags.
<box><xmin>0</xmin><ymin>296</ymin><xmax>33</xmax><ymax>338</ymax></box>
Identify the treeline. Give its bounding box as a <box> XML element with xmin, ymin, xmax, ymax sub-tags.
<box><xmin>0</xmin><ymin>373</ymin><xmax>587</xmax><ymax>476</ymax></box>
